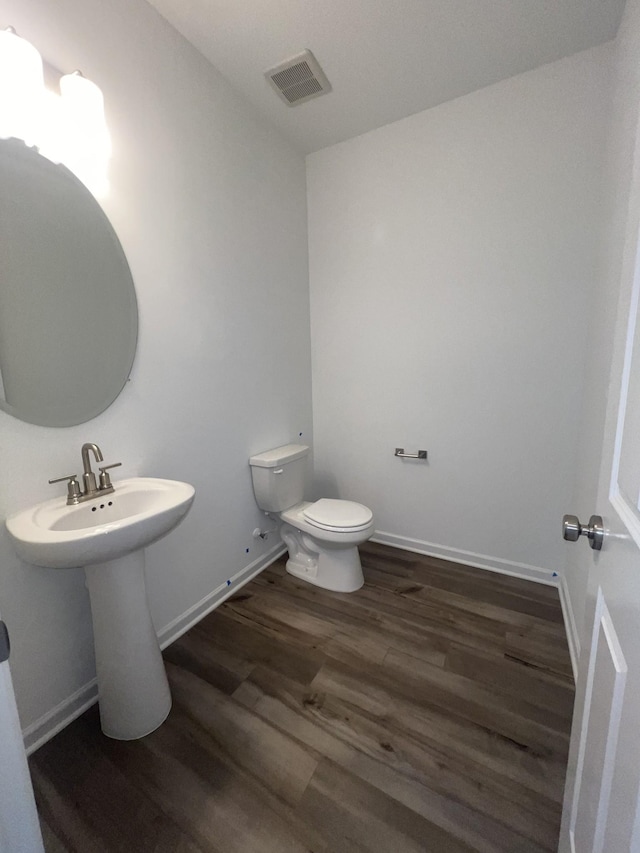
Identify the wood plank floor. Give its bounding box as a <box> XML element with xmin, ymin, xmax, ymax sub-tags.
<box><xmin>31</xmin><ymin>542</ymin><xmax>575</xmax><ymax>852</ymax></box>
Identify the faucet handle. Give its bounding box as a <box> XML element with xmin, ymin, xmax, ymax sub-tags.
<box><xmin>49</xmin><ymin>474</ymin><xmax>82</xmax><ymax>503</ymax></box>
<box><xmin>98</xmin><ymin>463</ymin><xmax>122</xmax><ymax>490</ymax></box>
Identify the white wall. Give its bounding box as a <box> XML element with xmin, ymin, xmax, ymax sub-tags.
<box><xmin>307</xmin><ymin>46</ymin><xmax>612</xmax><ymax>582</ymax></box>
<box><xmin>0</xmin><ymin>0</ymin><xmax>311</xmax><ymax>745</ymax></box>
<box><xmin>563</xmin><ymin>0</ymin><xmax>640</xmax><ymax>662</ymax></box>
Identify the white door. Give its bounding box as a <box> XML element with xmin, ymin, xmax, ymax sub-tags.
<box><xmin>559</xmin><ymin>112</ymin><xmax>640</xmax><ymax>850</ymax></box>
<box><xmin>0</xmin><ymin>618</ymin><xmax>44</xmax><ymax>853</ymax></box>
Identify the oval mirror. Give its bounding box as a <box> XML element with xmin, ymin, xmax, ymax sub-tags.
<box><xmin>0</xmin><ymin>139</ymin><xmax>138</xmax><ymax>427</ymax></box>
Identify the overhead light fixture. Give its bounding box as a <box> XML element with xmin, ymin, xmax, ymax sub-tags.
<box><xmin>0</xmin><ymin>27</ymin><xmax>44</xmax><ymax>146</ymax></box>
<box><xmin>0</xmin><ymin>27</ymin><xmax>110</xmax><ymax>197</ymax></box>
<box><xmin>59</xmin><ymin>71</ymin><xmax>111</xmax><ymax>197</ymax></box>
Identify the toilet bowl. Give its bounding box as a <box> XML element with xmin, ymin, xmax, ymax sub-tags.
<box><xmin>249</xmin><ymin>445</ymin><xmax>373</xmax><ymax>592</ymax></box>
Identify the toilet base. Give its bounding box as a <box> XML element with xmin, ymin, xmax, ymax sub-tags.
<box><xmin>281</xmin><ymin>523</ymin><xmax>365</xmax><ymax>592</ymax></box>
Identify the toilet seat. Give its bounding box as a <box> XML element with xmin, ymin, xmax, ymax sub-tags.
<box><xmin>302</xmin><ymin>499</ymin><xmax>373</xmax><ymax>532</ymax></box>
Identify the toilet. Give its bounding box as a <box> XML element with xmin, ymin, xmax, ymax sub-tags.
<box><xmin>249</xmin><ymin>444</ymin><xmax>373</xmax><ymax>592</ymax></box>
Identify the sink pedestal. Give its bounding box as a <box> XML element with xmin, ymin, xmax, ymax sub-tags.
<box><xmin>85</xmin><ymin>551</ymin><xmax>171</xmax><ymax>740</ymax></box>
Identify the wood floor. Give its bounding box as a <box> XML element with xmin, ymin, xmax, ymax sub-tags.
<box><xmin>31</xmin><ymin>542</ymin><xmax>575</xmax><ymax>853</ymax></box>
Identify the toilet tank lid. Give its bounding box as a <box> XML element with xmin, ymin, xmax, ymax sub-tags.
<box><xmin>249</xmin><ymin>444</ymin><xmax>310</xmax><ymax>468</ymax></box>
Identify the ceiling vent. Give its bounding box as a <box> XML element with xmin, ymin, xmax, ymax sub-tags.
<box><xmin>265</xmin><ymin>49</ymin><xmax>331</xmax><ymax>107</ymax></box>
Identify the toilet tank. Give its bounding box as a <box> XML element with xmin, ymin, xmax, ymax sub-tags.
<box><xmin>249</xmin><ymin>444</ymin><xmax>310</xmax><ymax>512</ymax></box>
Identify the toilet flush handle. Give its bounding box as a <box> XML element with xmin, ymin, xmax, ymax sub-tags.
<box><xmin>273</xmin><ymin>468</ymin><xmax>284</xmax><ymax>475</ymax></box>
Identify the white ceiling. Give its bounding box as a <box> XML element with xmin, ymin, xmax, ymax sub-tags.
<box><xmin>146</xmin><ymin>0</ymin><xmax>625</xmax><ymax>154</ymax></box>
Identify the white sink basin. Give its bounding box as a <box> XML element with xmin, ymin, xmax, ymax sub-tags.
<box><xmin>6</xmin><ymin>477</ymin><xmax>195</xmax><ymax>569</ymax></box>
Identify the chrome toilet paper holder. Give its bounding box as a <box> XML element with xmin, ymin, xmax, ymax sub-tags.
<box><xmin>394</xmin><ymin>448</ymin><xmax>427</xmax><ymax>460</ymax></box>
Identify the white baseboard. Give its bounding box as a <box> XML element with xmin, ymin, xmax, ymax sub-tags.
<box><xmin>371</xmin><ymin>530</ymin><xmax>558</xmax><ymax>586</ymax></box>
<box><xmin>157</xmin><ymin>543</ymin><xmax>286</xmax><ymax>650</ymax></box>
<box><xmin>23</xmin><ymin>678</ymin><xmax>98</xmax><ymax>756</ymax></box>
<box><xmin>22</xmin><ymin>543</ymin><xmax>286</xmax><ymax>754</ymax></box>
<box><xmin>558</xmin><ymin>574</ymin><xmax>580</xmax><ymax>682</ymax></box>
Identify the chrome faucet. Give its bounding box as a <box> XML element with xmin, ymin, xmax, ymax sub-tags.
<box><xmin>49</xmin><ymin>443</ymin><xmax>122</xmax><ymax>505</ymax></box>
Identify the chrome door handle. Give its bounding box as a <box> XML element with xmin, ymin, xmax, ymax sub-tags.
<box><xmin>562</xmin><ymin>514</ymin><xmax>604</xmax><ymax>551</ymax></box>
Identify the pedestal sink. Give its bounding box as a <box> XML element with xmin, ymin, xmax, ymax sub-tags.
<box><xmin>6</xmin><ymin>478</ymin><xmax>195</xmax><ymax>740</ymax></box>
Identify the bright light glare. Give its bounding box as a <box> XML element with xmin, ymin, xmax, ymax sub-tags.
<box><xmin>0</xmin><ymin>29</ymin><xmax>44</xmax><ymax>146</ymax></box>
<box><xmin>60</xmin><ymin>72</ymin><xmax>111</xmax><ymax>197</ymax></box>
<box><xmin>0</xmin><ymin>32</ymin><xmax>110</xmax><ymax>197</ymax></box>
